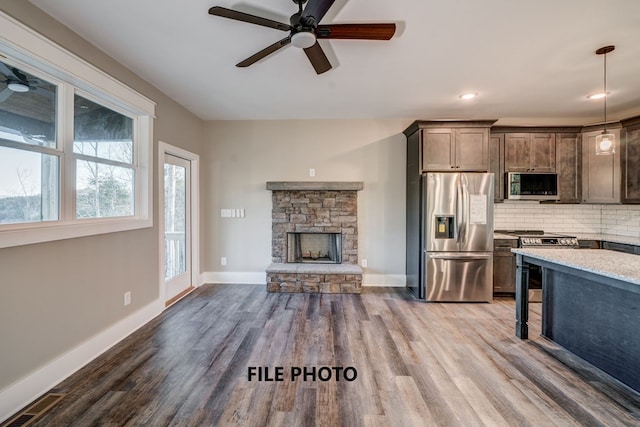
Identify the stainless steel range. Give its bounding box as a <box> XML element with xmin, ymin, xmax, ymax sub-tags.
<box><xmin>495</xmin><ymin>230</ymin><xmax>579</xmax><ymax>301</ymax></box>
<box><xmin>516</xmin><ymin>233</ymin><xmax>579</xmax><ymax>248</ymax></box>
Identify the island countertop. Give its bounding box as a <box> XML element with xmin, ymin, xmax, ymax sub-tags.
<box><xmin>511</xmin><ymin>248</ymin><xmax>640</xmax><ymax>286</ymax></box>
<box><xmin>512</xmin><ymin>247</ymin><xmax>640</xmax><ymax>393</ymax></box>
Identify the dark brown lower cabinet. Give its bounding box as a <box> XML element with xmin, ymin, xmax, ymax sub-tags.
<box><xmin>493</xmin><ymin>239</ymin><xmax>517</xmax><ymax>294</ymax></box>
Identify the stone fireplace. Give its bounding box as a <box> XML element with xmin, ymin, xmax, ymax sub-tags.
<box><xmin>266</xmin><ymin>181</ymin><xmax>363</xmax><ymax>293</ymax></box>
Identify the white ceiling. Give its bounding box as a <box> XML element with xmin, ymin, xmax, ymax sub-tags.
<box><xmin>29</xmin><ymin>0</ymin><xmax>640</xmax><ymax>125</ymax></box>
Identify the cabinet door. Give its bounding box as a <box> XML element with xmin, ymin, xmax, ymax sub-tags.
<box><xmin>582</xmin><ymin>130</ymin><xmax>620</xmax><ymax>203</ymax></box>
<box><xmin>422</xmin><ymin>128</ymin><xmax>455</xmax><ymax>171</ymax></box>
<box><xmin>529</xmin><ymin>133</ymin><xmax>556</xmax><ymax>172</ymax></box>
<box><xmin>621</xmin><ymin>128</ymin><xmax>640</xmax><ymax>203</ymax></box>
<box><xmin>556</xmin><ymin>133</ymin><xmax>581</xmax><ymax>203</ymax></box>
<box><xmin>504</xmin><ymin>133</ymin><xmax>531</xmax><ymax>171</ymax></box>
<box><xmin>493</xmin><ymin>254</ymin><xmax>516</xmax><ymax>293</ymax></box>
<box><xmin>455</xmin><ymin>128</ymin><xmax>489</xmax><ymax>171</ymax></box>
<box><xmin>489</xmin><ymin>134</ymin><xmax>504</xmax><ymax>202</ymax></box>
<box><xmin>493</xmin><ymin>239</ymin><xmax>516</xmax><ymax>294</ymax></box>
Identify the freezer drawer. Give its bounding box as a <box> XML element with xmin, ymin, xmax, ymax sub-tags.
<box><xmin>425</xmin><ymin>252</ymin><xmax>493</xmax><ymax>302</ymax></box>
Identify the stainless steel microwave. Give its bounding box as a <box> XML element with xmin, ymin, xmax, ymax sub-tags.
<box><xmin>506</xmin><ymin>172</ymin><xmax>559</xmax><ymax>200</ymax></box>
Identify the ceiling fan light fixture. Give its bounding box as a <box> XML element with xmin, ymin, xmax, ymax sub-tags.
<box><xmin>291</xmin><ymin>31</ymin><xmax>316</xmax><ymax>49</ymax></box>
<box><xmin>594</xmin><ymin>45</ymin><xmax>615</xmax><ymax>156</ymax></box>
<box><xmin>7</xmin><ymin>81</ymin><xmax>29</xmax><ymax>93</ymax></box>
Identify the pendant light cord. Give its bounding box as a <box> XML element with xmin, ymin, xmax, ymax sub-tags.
<box><xmin>603</xmin><ymin>51</ymin><xmax>607</xmax><ymax>132</ymax></box>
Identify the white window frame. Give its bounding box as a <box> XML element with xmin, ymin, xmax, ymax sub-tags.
<box><xmin>0</xmin><ymin>11</ymin><xmax>155</xmax><ymax>248</ymax></box>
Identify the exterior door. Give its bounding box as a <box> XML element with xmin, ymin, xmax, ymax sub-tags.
<box><xmin>164</xmin><ymin>153</ymin><xmax>191</xmax><ymax>302</ymax></box>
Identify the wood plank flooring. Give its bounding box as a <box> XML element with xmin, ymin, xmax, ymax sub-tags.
<box><xmin>15</xmin><ymin>285</ymin><xmax>640</xmax><ymax>426</ymax></box>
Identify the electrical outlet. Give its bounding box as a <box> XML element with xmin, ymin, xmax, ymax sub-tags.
<box><xmin>124</xmin><ymin>291</ymin><xmax>131</xmax><ymax>306</ymax></box>
<box><xmin>221</xmin><ymin>257</ymin><xmax>227</xmax><ymax>266</ymax></box>
<box><xmin>361</xmin><ymin>259</ymin><xmax>368</xmax><ymax>268</ymax></box>
<box><xmin>309</xmin><ymin>168</ymin><xmax>316</xmax><ymax>177</ymax></box>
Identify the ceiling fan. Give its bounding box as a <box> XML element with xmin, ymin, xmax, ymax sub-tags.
<box><xmin>208</xmin><ymin>0</ymin><xmax>396</xmax><ymax>74</ymax></box>
<box><xmin>0</xmin><ymin>61</ymin><xmax>49</xmax><ymax>102</ymax></box>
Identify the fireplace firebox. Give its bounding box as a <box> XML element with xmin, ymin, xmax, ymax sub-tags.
<box><xmin>287</xmin><ymin>232</ymin><xmax>342</xmax><ymax>264</ymax></box>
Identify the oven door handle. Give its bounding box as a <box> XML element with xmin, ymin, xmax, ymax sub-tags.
<box><xmin>427</xmin><ymin>253</ymin><xmax>492</xmax><ymax>260</ymax></box>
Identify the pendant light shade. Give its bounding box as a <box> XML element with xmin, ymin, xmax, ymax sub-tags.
<box><xmin>595</xmin><ymin>45</ymin><xmax>615</xmax><ymax>155</ymax></box>
<box><xmin>595</xmin><ymin>132</ymin><xmax>615</xmax><ymax>155</ymax></box>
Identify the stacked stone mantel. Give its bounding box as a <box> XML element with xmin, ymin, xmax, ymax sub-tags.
<box><xmin>266</xmin><ymin>181</ymin><xmax>363</xmax><ymax>294</ymax></box>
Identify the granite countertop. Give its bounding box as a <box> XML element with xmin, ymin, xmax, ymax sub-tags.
<box><xmin>574</xmin><ymin>233</ymin><xmax>640</xmax><ymax>246</ymax></box>
<box><xmin>493</xmin><ymin>233</ymin><xmax>640</xmax><ymax>246</ymax></box>
<box><xmin>493</xmin><ymin>233</ymin><xmax>519</xmax><ymax>240</ymax></box>
<box><xmin>511</xmin><ymin>248</ymin><xmax>640</xmax><ymax>286</ymax></box>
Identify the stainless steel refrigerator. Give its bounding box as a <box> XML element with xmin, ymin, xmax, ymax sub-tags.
<box><xmin>407</xmin><ymin>172</ymin><xmax>494</xmax><ymax>302</ymax></box>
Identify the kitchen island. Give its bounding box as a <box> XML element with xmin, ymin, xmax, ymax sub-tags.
<box><xmin>513</xmin><ymin>248</ymin><xmax>640</xmax><ymax>394</ymax></box>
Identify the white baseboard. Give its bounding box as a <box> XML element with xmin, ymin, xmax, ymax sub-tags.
<box><xmin>200</xmin><ymin>271</ymin><xmax>406</xmax><ymax>288</ymax></box>
<box><xmin>0</xmin><ymin>299</ymin><xmax>164</xmax><ymax>422</ymax></box>
<box><xmin>200</xmin><ymin>271</ymin><xmax>267</xmax><ymax>285</ymax></box>
<box><xmin>363</xmin><ymin>274</ymin><xmax>406</xmax><ymax>287</ymax></box>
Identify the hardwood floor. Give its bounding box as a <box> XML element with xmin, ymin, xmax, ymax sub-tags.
<box><xmin>14</xmin><ymin>285</ymin><xmax>640</xmax><ymax>426</ymax></box>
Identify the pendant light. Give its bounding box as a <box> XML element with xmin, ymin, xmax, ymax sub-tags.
<box><xmin>595</xmin><ymin>45</ymin><xmax>615</xmax><ymax>155</ymax></box>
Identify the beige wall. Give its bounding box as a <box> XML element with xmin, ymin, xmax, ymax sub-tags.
<box><xmin>203</xmin><ymin>119</ymin><xmax>410</xmax><ymax>282</ymax></box>
<box><xmin>0</xmin><ymin>1</ymin><xmax>204</xmax><ymax>390</ymax></box>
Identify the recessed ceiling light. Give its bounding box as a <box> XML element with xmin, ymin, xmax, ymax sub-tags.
<box><xmin>459</xmin><ymin>93</ymin><xmax>477</xmax><ymax>100</ymax></box>
<box><xmin>587</xmin><ymin>92</ymin><xmax>607</xmax><ymax>100</ymax></box>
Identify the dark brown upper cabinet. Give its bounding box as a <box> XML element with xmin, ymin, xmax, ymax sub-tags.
<box><xmin>556</xmin><ymin>133</ymin><xmax>582</xmax><ymax>203</ymax></box>
<box><xmin>504</xmin><ymin>133</ymin><xmax>556</xmax><ymax>172</ymax></box>
<box><xmin>403</xmin><ymin>121</ymin><xmax>496</xmax><ymax>173</ymax></box>
<box><xmin>621</xmin><ymin>116</ymin><xmax>640</xmax><ymax>204</ymax></box>
<box><xmin>489</xmin><ymin>133</ymin><xmax>504</xmax><ymax>202</ymax></box>
<box><xmin>581</xmin><ymin>128</ymin><xmax>621</xmax><ymax>204</ymax></box>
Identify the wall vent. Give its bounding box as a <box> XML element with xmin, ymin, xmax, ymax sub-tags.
<box><xmin>1</xmin><ymin>393</ymin><xmax>65</xmax><ymax>427</ymax></box>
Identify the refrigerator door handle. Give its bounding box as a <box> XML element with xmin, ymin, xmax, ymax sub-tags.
<box><xmin>456</xmin><ymin>177</ymin><xmax>463</xmax><ymax>243</ymax></box>
<box><xmin>459</xmin><ymin>175</ymin><xmax>468</xmax><ymax>245</ymax></box>
<box><xmin>427</xmin><ymin>253</ymin><xmax>492</xmax><ymax>260</ymax></box>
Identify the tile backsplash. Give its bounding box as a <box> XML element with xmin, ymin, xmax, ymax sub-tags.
<box><xmin>494</xmin><ymin>202</ymin><xmax>640</xmax><ymax>237</ymax></box>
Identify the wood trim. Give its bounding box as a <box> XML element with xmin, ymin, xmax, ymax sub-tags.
<box><xmin>491</xmin><ymin>126</ymin><xmax>582</xmax><ymax>134</ymax></box>
<box><xmin>165</xmin><ymin>286</ymin><xmax>195</xmax><ymax>307</ymax></box>
<box><xmin>266</xmin><ymin>181</ymin><xmax>364</xmax><ymax>191</ymax></box>
<box><xmin>403</xmin><ymin>119</ymin><xmax>497</xmax><ymax>136</ymax></box>
<box><xmin>621</xmin><ymin>115</ymin><xmax>640</xmax><ymax>131</ymax></box>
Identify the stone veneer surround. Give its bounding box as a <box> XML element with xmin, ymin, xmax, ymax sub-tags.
<box><xmin>266</xmin><ymin>182</ymin><xmax>363</xmax><ymax>293</ymax></box>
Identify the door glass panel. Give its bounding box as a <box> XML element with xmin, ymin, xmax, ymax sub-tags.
<box><xmin>164</xmin><ymin>162</ymin><xmax>186</xmax><ymax>280</ymax></box>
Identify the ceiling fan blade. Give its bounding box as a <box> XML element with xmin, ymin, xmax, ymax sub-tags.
<box><xmin>301</xmin><ymin>0</ymin><xmax>336</xmax><ymax>25</ymax></box>
<box><xmin>0</xmin><ymin>62</ymin><xmax>20</xmax><ymax>80</ymax></box>
<box><xmin>303</xmin><ymin>42</ymin><xmax>332</xmax><ymax>75</ymax></box>
<box><xmin>208</xmin><ymin>6</ymin><xmax>291</xmax><ymax>31</ymax></box>
<box><xmin>0</xmin><ymin>87</ymin><xmax>12</xmax><ymax>102</ymax></box>
<box><xmin>236</xmin><ymin>37</ymin><xmax>292</xmax><ymax>68</ymax></box>
<box><xmin>316</xmin><ymin>23</ymin><xmax>396</xmax><ymax>40</ymax></box>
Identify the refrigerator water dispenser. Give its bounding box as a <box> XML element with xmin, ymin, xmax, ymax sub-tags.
<box><xmin>434</xmin><ymin>215</ymin><xmax>455</xmax><ymax>239</ymax></box>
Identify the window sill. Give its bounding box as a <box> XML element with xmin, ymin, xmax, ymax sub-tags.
<box><xmin>0</xmin><ymin>217</ymin><xmax>152</xmax><ymax>248</ymax></box>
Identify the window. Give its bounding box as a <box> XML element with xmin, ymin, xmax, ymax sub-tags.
<box><xmin>0</xmin><ymin>11</ymin><xmax>155</xmax><ymax>248</ymax></box>
<box><xmin>74</xmin><ymin>94</ymin><xmax>135</xmax><ymax>219</ymax></box>
<box><xmin>0</xmin><ymin>62</ymin><xmax>59</xmax><ymax>225</ymax></box>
